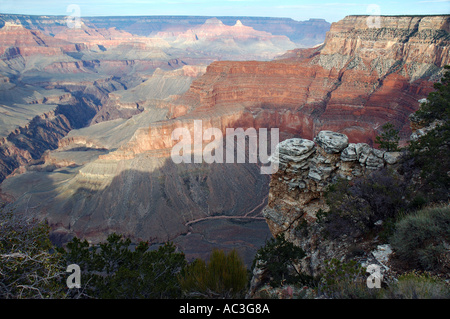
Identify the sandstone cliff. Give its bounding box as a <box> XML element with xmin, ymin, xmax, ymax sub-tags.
<box><xmin>0</xmin><ymin>22</ymin><xmax>81</xmax><ymax>56</ymax></box>
<box><xmin>153</xmin><ymin>15</ymin><xmax>449</xmax><ymax>151</ymax></box>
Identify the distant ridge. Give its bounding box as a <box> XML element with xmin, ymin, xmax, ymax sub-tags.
<box><xmin>0</xmin><ymin>13</ymin><xmax>331</xmax><ymax>47</ymax></box>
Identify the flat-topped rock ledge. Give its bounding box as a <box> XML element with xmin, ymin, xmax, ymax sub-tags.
<box><xmin>314</xmin><ymin>130</ymin><xmax>349</xmax><ymax>154</ymax></box>
<box><xmin>269</xmin><ymin>130</ymin><xmax>402</xmax><ymax>188</ymax></box>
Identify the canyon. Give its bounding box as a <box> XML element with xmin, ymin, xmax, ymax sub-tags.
<box><xmin>0</xmin><ymin>14</ymin><xmax>330</xmax><ymax>48</ymax></box>
<box><xmin>0</xmin><ymin>13</ymin><xmax>448</xmax><ymax>265</ymax></box>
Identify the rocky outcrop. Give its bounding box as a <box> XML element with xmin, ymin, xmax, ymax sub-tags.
<box><xmin>262</xmin><ymin>130</ymin><xmax>403</xmax><ymax>276</ymax></box>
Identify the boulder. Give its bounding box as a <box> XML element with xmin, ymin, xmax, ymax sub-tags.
<box><xmin>355</xmin><ymin>143</ymin><xmax>372</xmax><ymax>164</ymax></box>
<box><xmin>314</xmin><ymin>131</ymin><xmax>349</xmax><ymax>154</ymax></box>
<box><xmin>341</xmin><ymin>143</ymin><xmax>357</xmax><ymax>161</ymax></box>
<box><xmin>270</xmin><ymin>138</ymin><xmax>315</xmax><ymax>169</ymax></box>
<box><xmin>384</xmin><ymin>151</ymin><xmax>402</xmax><ymax>165</ymax></box>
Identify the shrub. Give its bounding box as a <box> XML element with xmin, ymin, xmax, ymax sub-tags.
<box><xmin>413</xmin><ymin>65</ymin><xmax>450</xmax><ymax>125</ymax></box>
<box><xmin>317</xmin><ymin>259</ymin><xmax>381</xmax><ymax>299</ymax></box>
<box><xmin>390</xmin><ymin>205</ymin><xmax>450</xmax><ymax>272</ymax></box>
<box><xmin>0</xmin><ymin>209</ymin><xmax>67</xmax><ymax>299</ymax></box>
<box><xmin>320</xmin><ymin>168</ymin><xmax>410</xmax><ymax>239</ymax></box>
<box><xmin>253</xmin><ymin>234</ymin><xmax>309</xmax><ymax>288</ymax></box>
<box><xmin>384</xmin><ymin>271</ymin><xmax>450</xmax><ymax>299</ymax></box>
<box><xmin>60</xmin><ymin>234</ymin><xmax>187</xmax><ymax>298</ymax></box>
<box><xmin>406</xmin><ymin>65</ymin><xmax>449</xmax><ymax>202</ymax></box>
<box><xmin>179</xmin><ymin>249</ymin><xmax>248</xmax><ymax>298</ymax></box>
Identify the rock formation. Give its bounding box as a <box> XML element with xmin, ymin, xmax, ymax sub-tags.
<box><xmin>0</xmin><ymin>22</ymin><xmax>82</xmax><ymax>56</ymax></box>
<box><xmin>248</xmin><ymin>96</ymin><xmax>449</xmax><ymax>297</ymax></box>
<box><xmin>244</xmin><ymin>129</ymin><xmax>405</xmax><ymax>296</ymax></box>
<box><xmin>0</xmin><ymin>76</ymin><xmax>128</xmax><ymax>183</ymax></box>
<box><xmin>262</xmin><ymin>130</ymin><xmax>401</xmax><ymax>258</ymax></box>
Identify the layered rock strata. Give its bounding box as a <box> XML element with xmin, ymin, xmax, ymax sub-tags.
<box><xmin>156</xmin><ymin>15</ymin><xmax>449</xmax><ymax>150</ymax></box>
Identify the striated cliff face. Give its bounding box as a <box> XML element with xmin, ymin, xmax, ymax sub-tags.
<box><xmin>320</xmin><ymin>15</ymin><xmax>449</xmax><ymax>75</ymax></box>
<box><xmin>0</xmin><ymin>22</ymin><xmax>82</xmax><ymax>56</ymax></box>
<box><xmin>153</xmin><ymin>15</ymin><xmax>449</xmax><ymax>150</ymax></box>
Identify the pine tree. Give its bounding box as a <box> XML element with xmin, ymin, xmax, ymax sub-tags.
<box><xmin>375</xmin><ymin>122</ymin><xmax>400</xmax><ymax>152</ymax></box>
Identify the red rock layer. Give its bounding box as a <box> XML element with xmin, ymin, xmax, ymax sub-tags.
<box><xmin>118</xmin><ymin>15</ymin><xmax>448</xmax><ymax>157</ymax></box>
<box><xmin>0</xmin><ymin>23</ymin><xmax>81</xmax><ymax>56</ymax></box>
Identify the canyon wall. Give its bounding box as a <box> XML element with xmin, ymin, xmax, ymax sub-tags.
<box><xmin>152</xmin><ymin>15</ymin><xmax>449</xmax><ymax>152</ymax></box>
<box><xmin>0</xmin><ymin>81</ymin><xmax>108</xmax><ymax>183</ymax></box>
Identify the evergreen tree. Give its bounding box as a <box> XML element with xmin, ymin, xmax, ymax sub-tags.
<box><xmin>375</xmin><ymin>122</ymin><xmax>400</xmax><ymax>152</ymax></box>
<box><xmin>60</xmin><ymin>234</ymin><xmax>187</xmax><ymax>299</ymax></box>
<box><xmin>406</xmin><ymin>65</ymin><xmax>450</xmax><ymax>202</ymax></box>
<box><xmin>253</xmin><ymin>234</ymin><xmax>307</xmax><ymax>287</ymax></box>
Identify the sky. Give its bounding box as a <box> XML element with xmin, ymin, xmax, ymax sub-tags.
<box><xmin>0</xmin><ymin>0</ymin><xmax>449</xmax><ymax>23</ymax></box>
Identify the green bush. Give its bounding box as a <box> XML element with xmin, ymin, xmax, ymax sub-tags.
<box><xmin>412</xmin><ymin>65</ymin><xmax>450</xmax><ymax>126</ymax></box>
<box><xmin>60</xmin><ymin>234</ymin><xmax>187</xmax><ymax>299</ymax></box>
<box><xmin>317</xmin><ymin>259</ymin><xmax>381</xmax><ymax>299</ymax></box>
<box><xmin>375</xmin><ymin>122</ymin><xmax>400</xmax><ymax>152</ymax></box>
<box><xmin>179</xmin><ymin>249</ymin><xmax>248</xmax><ymax>298</ymax></box>
<box><xmin>390</xmin><ymin>205</ymin><xmax>450</xmax><ymax>272</ymax></box>
<box><xmin>405</xmin><ymin>65</ymin><xmax>449</xmax><ymax>202</ymax></box>
<box><xmin>320</xmin><ymin>169</ymin><xmax>410</xmax><ymax>239</ymax></box>
<box><xmin>253</xmin><ymin>234</ymin><xmax>309</xmax><ymax>288</ymax></box>
<box><xmin>384</xmin><ymin>271</ymin><xmax>450</xmax><ymax>299</ymax></box>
